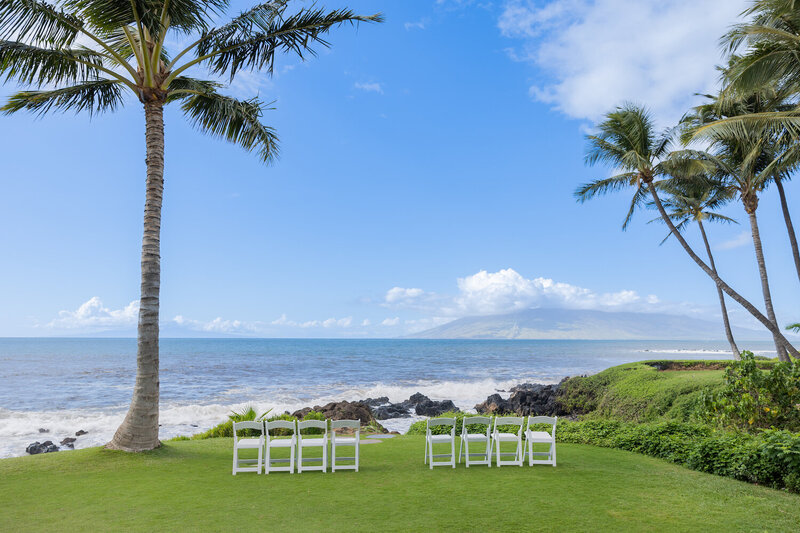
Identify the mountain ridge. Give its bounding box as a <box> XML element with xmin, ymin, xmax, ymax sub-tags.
<box><xmin>404</xmin><ymin>307</ymin><xmax>773</xmax><ymax>340</ymax></box>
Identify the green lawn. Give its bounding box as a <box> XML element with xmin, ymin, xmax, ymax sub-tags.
<box><xmin>1</xmin><ymin>436</ymin><xmax>798</xmax><ymax>532</ymax></box>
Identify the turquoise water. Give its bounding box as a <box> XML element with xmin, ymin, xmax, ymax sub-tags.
<box><xmin>0</xmin><ymin>338</ymin><xmax>775</xmax><ymax>457</ymax></box>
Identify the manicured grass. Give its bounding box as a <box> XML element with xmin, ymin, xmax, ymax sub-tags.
<box><xmin>560</xmin><ymin>361</ymin><xmax>729</xmax><ymax>421</ymax></box>
<box><xmin>1</xmin><ymin>436</ymin><xmax>798</xmax><ymax>531</ymax></box>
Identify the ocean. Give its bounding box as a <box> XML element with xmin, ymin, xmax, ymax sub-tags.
<box><xmin>0</xmin><ymin>338</ymin><xmax>776</xmax><ymax>458</ymax></box>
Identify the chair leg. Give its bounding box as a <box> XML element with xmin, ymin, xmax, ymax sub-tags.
<box><xmin>355</xmin><ymin>441</ymin><xmax>359</xmax><ymax>472</ymax></box>
<box><xmin>552</xmin><ymin>441</ymin><xmax>557</xmax><ymax>467</ymax></box>
<box><xmin>424</xmin><ymin>438</ymin><xmax>428</xmax><ymax>465</ymax></box>
<box><xmin>257</xmin><ymin>444</ymin><xmax>263</xmax><ymax>474</ymax></box>
<box><xmin>323</xmin><ymin>441</ymin><xmax>327</xmax><ymax>473</ymax></box>
<box><xmin>458</xmin><ymin>436</ymin><xmax>463</xmax><ymax>464</ymax></box>
<box><xmin>451</xmin><ymin>438</ymin><xmax>456</xmax><ymax>468</ymax></box>
<box><xmin>331</xmin><ymin>441</ymin><xmax>336</xmax><ymax>472</ymax></box>
<box><xmin>232</xmin><ymin>447</ymin><xmax>237</xmax><ymax>476</ymax></box>
<box><xmin>290</xmin><ymin>442</ymin><xmax>295</xmax><ymax>474</ymax></box>
<box><xmin>298</xmin><ymin>444</ymin><xmax>303</xmax><ymax>473</ymax></box>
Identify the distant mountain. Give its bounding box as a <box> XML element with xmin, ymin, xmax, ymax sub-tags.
<box><xmin>405</xmin><ymin>308</ymin><xmax>772</xmax><ymax>340</ymax></box>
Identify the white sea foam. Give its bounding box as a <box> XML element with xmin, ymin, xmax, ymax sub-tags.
<box><xmin>635</xmin><ymin>348</ymin><xmax>775</xmax><ymax>356</ymax></box>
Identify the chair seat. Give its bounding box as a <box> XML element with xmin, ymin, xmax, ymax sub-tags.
<box><xmin>428</xmin><ymin>434</ymin><xmax>454</xmax><ymax>443</ymax></box>
<box><xmin>494</xmin><ymin>433</ymin><xmax>520</xmax><ymax>441</ymax></box>
<box><xmin>299</xmin><ymin>438</ymin><xmax>327</xmax><ymax>446</ymax></box>
<box><xmin>268</xmin><ymin>438</ymin><xmax>296</xmax><ymax>447</ymax></box>
<box><xmin>333</xmin><ymin>437</ymin><xmax>358</xmax><ymax>445</ymax></box>
<box><xmin>235</xmin><ymin>438</ymin><xmax>263</xmax><ymax>449</ymax></box>
<box><xmin>525</xmin><ymin>430</ymin><xmax>554</xmax><ymax>442</ymax></box>
<box><xmin>463</xmin><ymin>434</ymin><xmax>489</xmax><ymax>441</ymax></box>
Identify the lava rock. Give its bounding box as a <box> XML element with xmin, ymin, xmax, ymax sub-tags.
<box><xmin>363</xmin><ymin>396</ymin><xmax>390</xmax><ymax>407</ymax></box>
<box><xmin>476</xmin><ymin>379</ymin><xmax>567</xmax><ymax>416</ymax></box>
<box><xmin>291</xmin><ymin>401</ymin><xmax>385</xmax><ymax>431</ymax></box>
<box><xmin>75</xmin><ymin>430</ymin><xmax>88</xmax><ymax>436</ymax></box>
<box><xmin>37</xmin><ymin>428</ymin><xmax>49</xmax><ymax>434</ymax></box>
<box><xmin>414</xmin><ymin>398</ymin><xmax>459</xmax><ymax>417</ymax></box>
<box><xmin>60</xmin><ymin>437</ymin><xmax>76</xmax><ymax>446</ymax></box>
<box><xmin>26</xmin><ymin>441</ymin><xmax>59</xmax><ymax>455</ymax></box>
<box><xmin>372</xmin><ymin>404</ymin><xmax>411</xmax><ymax>420</ymax></box>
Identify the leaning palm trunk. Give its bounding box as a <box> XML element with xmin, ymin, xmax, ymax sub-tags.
<box><xmin>697</xmin><ymin>219</ymin><xmax>739</xmax><ymax>359</ymax></box>
<box><xmin>775</xmin><ymin>178</ymin><xmax>800</xmax><ymax>285</ymax></box>
<box><xmin>746</xmin><ymin>205</ymin><xmax>789</xmax><ymax>361</ymax></box>
<box><xmin>646</xmin><ymin>182</ymin><xmax>799</xmax><ymax>359</ymax></box>
<box><xmin>107</xmin><ymin>101</ymin><xmax>164</xmax><ymax>451</ymax></box>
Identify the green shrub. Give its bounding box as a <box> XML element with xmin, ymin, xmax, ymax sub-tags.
<box><xmin>699</xmin><ymin>352</ymin><xmax>800</xmax><ymax>432</ymax></box>
<box><xmin>557</xmin><ymin>419</ymin><xmax>800</xmax><ymax>492</ymax></box>
<box><xmin>192</xmin><ymin>405</ymin><xmax>271</xmax><ymax>439</ymax></box>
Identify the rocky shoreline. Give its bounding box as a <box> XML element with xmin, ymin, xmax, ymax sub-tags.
<box><xmin>282</xmin><ymin>379</ymin><xmax>570</xmax><ymax>433</ymax></box>
<box><xmin>25</xmin><ymin>380</ymin><xmax>570</xmax><ymax>455</ymax></box>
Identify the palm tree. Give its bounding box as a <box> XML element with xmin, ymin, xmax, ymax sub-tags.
<box><xmin>0</xmin><ymin>0</ymin><xmax>381</xmax><ymax>451</ymax></box>
<box><xmin>649</xmin><ymin>177</ymin><xmax>740</xmax><ymax>358</ymax></box>
<box><xmin>575</xmin><ymin>104</ymin><xmax>799</xmax><ymax>360</ymax></box>
<box><xmin>713</xmin><ymin>2</ymin><xmax>800</xmax><ymax>283</ymax></box>
<box><xmin>683</xmin><ymin>90</ymin><xmax>798</xmax><ymax>361</ymax></box>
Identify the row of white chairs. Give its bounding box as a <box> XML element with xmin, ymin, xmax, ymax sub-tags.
<box><xmin>425</xmin><ymin>415</ymin><xmax>557</xmax><ymax>469</ymax></box>
<box><xmin>232</xmin><ymin>419</ymin><xmax>360</xmax><ymax>475</ymax></box>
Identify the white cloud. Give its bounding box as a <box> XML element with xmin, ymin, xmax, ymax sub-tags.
<box><xmin>354</xmin><ymin>82</ymin><xmax>384</xmax><ymax>94</ymax></box>
<box><xmin>381</xmin><ymin>317</ymin><xmax>401</xmax><ymax>326</ymax></box>
<box><xmin>405</xmin><ymin>19</ymin><xmax>428</xmax><ymax>30</ymax></box>
<box><xmin>498</xmin><ymin>0</ymin><xmax>748</xmax><ymax>124</ymax></box>
<box><xmin>385</xmin><ymin>287</ymin><xmax>425</xmax><ymax>303</ymax></box>
<box><xmin>717</xmin><ymin>231</ymin><xmax>751</xmax><ymax>251</ymax></box>
<box><xmin>361</xmin><ymin>319</ymin><xmax>371</xmax><ymax>326</ymax></box>
<box><xmin>384</xmin><ymin>268</ymin><xmax>673</xmax><ymax>318</ymax></box>
<box><xmin>47</xmin><ymin>297</ymin><xmax>139</xmax><ymax>330</ymax></box>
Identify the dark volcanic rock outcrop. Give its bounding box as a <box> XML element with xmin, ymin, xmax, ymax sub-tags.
<box><xmin>475</xmin><ymin>379</ymin><xmax>567</xmax><ymax>416</ymax></box>
<box><xmin>26</xmin><ymin>441</ymin><xmax>59</xmax><ymax>454</ymax></box>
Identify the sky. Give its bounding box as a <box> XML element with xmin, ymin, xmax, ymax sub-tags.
<box><xmin>1</xmin><ymin>0</ymin><xmax>799</xmax><ymax>338</ymax></box>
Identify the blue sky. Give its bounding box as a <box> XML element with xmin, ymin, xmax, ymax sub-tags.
<box><xmin>1</xmin><ymin>0</ymin><xmax>798</xmax><ymax>338</ymax></box>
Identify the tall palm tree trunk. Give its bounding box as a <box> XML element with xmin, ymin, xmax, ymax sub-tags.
<box><xmin>107</xmin><ymin>100</ymin><xmax>164</xmax><ymax>451</ymax></box>
<box><xmin>775</xmin><ymin>178</ymin><xmax>800</xmax><ymax>285</ymax></box>
<box><xmin>746</xmin><ymin>205</ymin><xmax>789</xmax><ymax>361</ymax></box>
<box><xmin>697</xmin><ymin>219</ymin><xmax>739</xmax><ymax>359</ymax></box>
<box><xmin>646</xmin><ymin>182</ymin><xmax>799</xmax><ymax>359</ymax></box>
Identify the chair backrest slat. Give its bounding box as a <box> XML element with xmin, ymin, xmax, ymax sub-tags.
<box><xmin>494</xmin><ymin>416</ymin><xmax>524</xmax><ymax>431</ymax></box>
<box><xmin>427</xmin><ymin>417</ymin><xmax>456</xmax><ymax>428</ymax></box>
<box><xmin>462</xmin><ymin>416</ymin><xmax>491</xmax><ymax>427</ymax></box>
<box><xmin>331</xmin><ymin>419</ymin><xmax>360</xmax><ymax>430</ymax></box>
<box><xmin>528</xmin><ymin>416</ymin><xmax>557</xmax><ymax>426</ymax></box>
<box><xmin>298</xmin><ymin>419</ymin><xmax>328</xmax><ymax>430</ymax></box>
<box><xmin>266</xmin><ymin>420</ymin><xmax>296</xmax><ymax>431</ymax></box>
<box><xmin>233</xmin><ymin>421</ymin><xmax>263</xmax><ymax>432</ymax></box>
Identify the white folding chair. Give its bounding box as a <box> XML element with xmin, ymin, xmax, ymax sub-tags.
<box><xmin>232</xmin><ymin>421</ymin><xmax>264</xmax><ymax>475</ymax></box>
<box><xmin>524</xmin><ymin>416</ymin><xmax>557</xmax><ymax>467</ymax></box>
<box><xmin>264</xmin><ymin>420</ymin><xmax>297</xmax><ymax>474</ymax></box>
<box><xmin>297</xmin><ymin>419</ymin><xmax>328</xmax><ymax>473</ymax></box>
<box><xmin>491</xmin><ymin>416</ymin><xmax>524</xmax><ymax>467</ymax></box>
<box><xmin>458</xmin><ymin>416</ymin><xmax>492</xmax><ymax>467</ymax></box>
<box><xmin>424</xmin><ymin>417</ymin><xmax>456</xmax><ymax>469</ymax></box>
<box><xmin>330</xmin><ymin>419</ymin><xmax>360</xmax><ymax>472</ymax></box>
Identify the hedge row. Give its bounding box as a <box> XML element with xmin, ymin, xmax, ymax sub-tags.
<box><xmin>558</xmin><ymin>420</ymin><xmax>800</xmax><ymax>493</ymax></box>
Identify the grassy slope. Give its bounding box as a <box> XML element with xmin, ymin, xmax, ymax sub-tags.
<box><xmin>559</xmin><ymin>361</ymin><xmax>729</xmax><ymax>421</ymax></box>
<box><xmin>1</xmin><ymin>437</ymin><xmax>798</xmax><ymax>532</ymax></box>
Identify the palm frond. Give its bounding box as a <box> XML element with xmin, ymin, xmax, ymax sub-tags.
<box><xmin>1</xmin><ymin>79</ymin><xmax>125</xmax><ymax>116</ymax></box>
<box><xmin>0</xmin><ymin>0</ymin><xmax>85</xmax><ymax>46</ymax></box>
<box><xmin>195</xmin><ymin>7</ymin><xmax>383</xmax><ymax>80</ymax></box>
<box><xmin>574</xmin><ymin>172</ymin><xmax>638</xmax><ymax>202</ymax></box>
<box><xmin>63</xmin><ymin>0</ymin><xmax>229</xmax><ymax>35</ymax></box>
<box><xmin>180</xmin><ymin>90</ymin><xmax>279</xmax><ymax>163</ymax></box>
<box><xmin>0</xmin><ymin>40</ymin><xmax>105</xmax><ymax>87</ymax></box>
